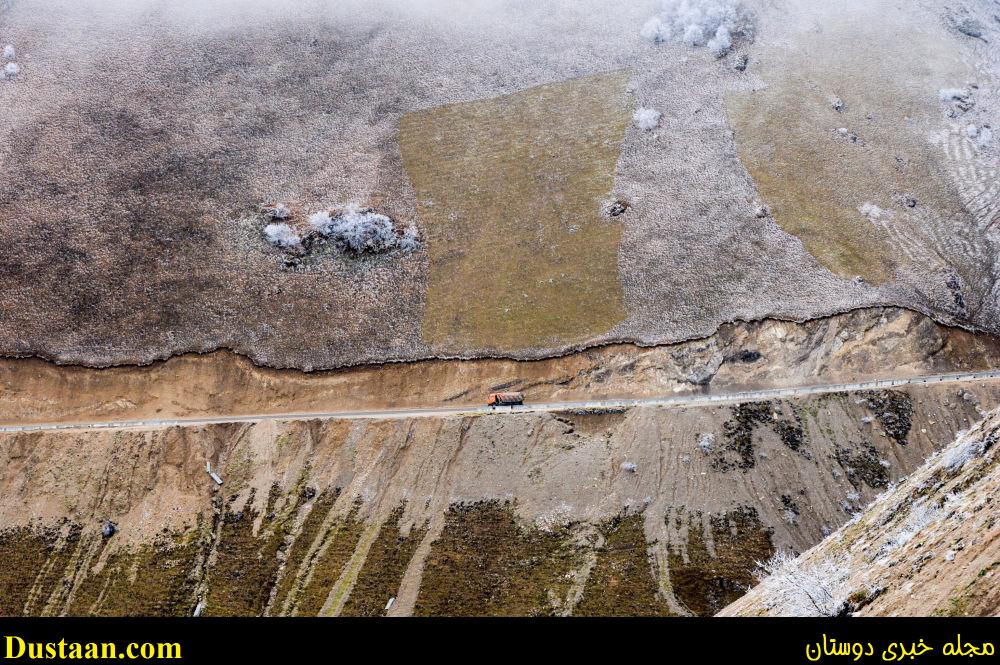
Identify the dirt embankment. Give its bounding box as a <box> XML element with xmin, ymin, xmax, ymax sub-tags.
<box><xmin>722</xmin><ymin>406</ymin><xmax>1000</xmax><ymax>617</ymax></box>
<box><xmin>0</xmin><ymin>380</ymin><xmax>996</xmax><ymax>616</ymax></box>
<box><xmin>3</xmin><ymin>307</ymin><xmax>999</xmax><ymax>426</ymax></box>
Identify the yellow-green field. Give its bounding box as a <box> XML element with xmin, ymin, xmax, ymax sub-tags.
<box><xmin>400</xmin><ymin>72</ymin><xmax>631</xmax><ymax>353</ymax></box>
<box><xmin>726</xmin><ymin>19</ymin><xmax>969</xmax><ymax>284</ymax></box>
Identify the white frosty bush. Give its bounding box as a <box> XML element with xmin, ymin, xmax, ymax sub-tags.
<box><xmin>633</xmin><ymin>106</ymin><xmax>661</xmax><ymax>131</ymax></box>
<box><xmin>754</xmin><ymin>551</ymin><xmax>849</xmax><ymax>616</ymax></box>
<box><xmin>620</xmin><ymin>461</ymin><xmax>638</xmax><ymax>473</ymax></box>
<box><xmin>940</xmin><ymin>431</ymin><xmax>994</xmax><ymax>472</ymax></box>
<box><xmin>2</xmin><ymin>44</ymin><xmax>14</xmax><ymax>61</ymax></box>
<box><xmin>641</xmin><ymin>0</ymin><xmax>750</xmax><ymax>57</ymax></box>
<box><xmin>697</xmin><ymin>432</ymin><xmax>715</xmax><ymax>453</ymax></box>
<box><xmin>397</xmin><ymin>223</ymin><xmax>421</xmax><ymax>253</ymax></box>
<box><xmin>307</xmin><ymin>211</ymin><xmax>334</xmax><ymax>233</ymax></box>
<box><xmin>310</xmin><ymin>206</ymin><xmax>421</xmax><ymax>255</ymax></box>
<box><xmin>883</xmin><ymin>498</ymin><xmax>941</xmax><ymax>553</ymax></box>
<box><xmin>858</xmin><ymin>202</ymin><xmax>893</xmax><ymax>223</ymax></box>
<box><xmin>3</xmin><ymin>61</ymin><xmax>19</xmax><ymax>79</ymax></box>
<box><xmin>328</xmin><ymin>208</ymin><xmax>397</xmax><ymax>253</ymax></box>
<box><xmin>263</xmin><ymin>223</ymin><xmax>301</xmax><ymax>249</ymax></box>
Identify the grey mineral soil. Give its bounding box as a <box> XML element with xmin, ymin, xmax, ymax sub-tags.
<box><xmin>0</xmin><ymin>0</ymin><xmax>997</xmax><ymax>369</ymax></box>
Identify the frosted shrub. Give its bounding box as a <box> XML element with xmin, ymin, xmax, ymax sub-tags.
<box><xmin>397</xmin><ymin>223</ymin><xmax>421</xmax><ymax>253</ymax></box>
<box><xmin>641</xmin><ymin>0</ymin><xmax>752</xmax><ymax>57</ymax></box>
<box><xmin>265</xmin><ymin>203</ymin><xmax>421</xmax><ymax>256</ymax></box>
<box><xmin>697</xmin><ymin>433</ymin><xmax>715</xmax><ymax>453</ymax></box>
<box><xmin>263</xmin><ymin>223</ymin><xmax>301</xmax><ymax>249</ymax></box>
<box><xmin>307</xmin><ymin>211</ymin><xmax>334</xmax><ymax>233</ymax></box>
<box><xmin>311</xmin><ymin>206</ymin><xmax>422</xmax><ymax>255</ymax></box>
<box><xmin>633</xmin><ymin>107</ymin><xmax>662</xmax><ymax>131</ymax></box>
<box><xmin>754</xmin><ymin>551</ymin><xmax>849</xmax><ymax>616</ymax></box>
<box><xmin>327</xmin><ymin>208</ymin><xmax>397</xmax><ymax>254</ymax></box>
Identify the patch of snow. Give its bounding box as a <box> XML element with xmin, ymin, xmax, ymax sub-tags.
<box><xmin>944</xmin><ymin>550</ymin><xmax>956</xmax><ymax>562</ymax></box>
<box><xmin>633</xmin><ymin>106</ymin><xmax>661</xmax><ymax>131</ymax></box>
<box><xmin>3</xmin><ymin>61</ymin><xmax>19</xmax><ymax>79</ymax></box>
<box><xmin>2</xmin><ymin>44</ymin><xmax>14</xmax><ymax>61</ymax></box>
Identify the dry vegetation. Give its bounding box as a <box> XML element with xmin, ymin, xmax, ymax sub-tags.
<box><xmin>1</xmin><ymin>0</ymin><xmax>997</xmax><ymax>369</ymax></box>
<box><xmin>400</xmin><ymin>72</ymin><xmax>631</xmax><ymax>353</ymax></box>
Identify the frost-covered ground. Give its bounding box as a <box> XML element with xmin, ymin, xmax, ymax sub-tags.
<box><xmin>0</xmin><ymin>0</ymin><xmax>997</xmax><ymax>368</ymax></box>
<box><xmin>723</xmin><ymin>406</ymin><xmax>1000</xmax><ymax>617</ymax></box>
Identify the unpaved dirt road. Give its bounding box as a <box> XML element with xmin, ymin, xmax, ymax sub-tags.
<box><xmin>3</xmin><ymin>370</ymin><xmax>998</xmax><ymax>433</ymax></box>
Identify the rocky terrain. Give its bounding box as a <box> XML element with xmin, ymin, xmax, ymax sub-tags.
<box><xmin>0</xmin><ymin>379</ymin><xmax>996</xmax><ymax>616</ymax></box>
<box><xmin>723</xmin><ymin>405</ymin><xmax>1000</xmax><ymax>617</ymax></box>
<box><xmin>1</xmin><ymin>0</ymin><xmax>998</xmax><ymax>369</ymax></box>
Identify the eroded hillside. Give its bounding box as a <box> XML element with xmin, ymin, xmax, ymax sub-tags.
<box><xmin>722</xmin><ymin>406</ymin><xmax>1000</xmax><ymax>617</ymax></box>
<box><xmin>0</xmin><ymin>380</ymin><xmax>996</xmax><ymax>616</ymax></box>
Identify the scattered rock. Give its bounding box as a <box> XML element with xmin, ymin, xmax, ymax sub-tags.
<box><xmin>953</xmin><ymin>17</ymin><xmax>986</xmax><ymax>40</ymax></box>
<box><xmin>603</xmin><ymin>199</ymin><xmax>630</xmax><ymax>218</ymax></box>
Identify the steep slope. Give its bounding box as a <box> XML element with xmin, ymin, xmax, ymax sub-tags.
<box><xmin>0</xmin><ymin>381</ymin><xmax>996</xmax><ymax>616</ymax></box>
<box><xmin>722</xmin><ymin>407</ymin><xmax>1000</xmax><ymax>617</ymax></box>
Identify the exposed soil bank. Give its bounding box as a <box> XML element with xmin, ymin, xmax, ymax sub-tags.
<box><xmin>0</xmin><ymin>381</ymin><xmax>997</xmax><ymax>616</ymax></box>
<box><xmin>3</xmin><ymin>308</ymin><xmax>999</xmax><ymax>426</ymax></box>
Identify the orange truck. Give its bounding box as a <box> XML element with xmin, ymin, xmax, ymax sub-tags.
<box><xmin>487</xmin><ymin>392</ymin><xmax>524</xmax><ymax>407</ymax></box>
